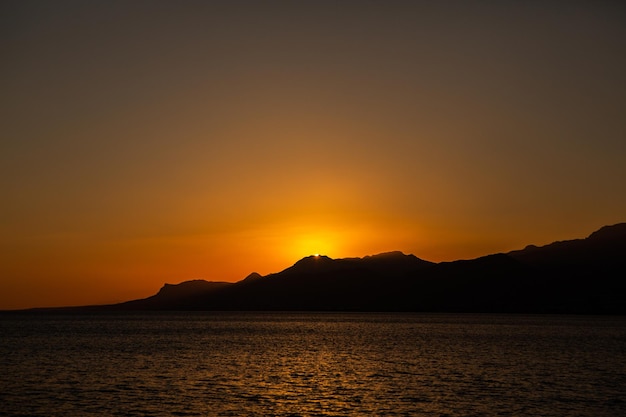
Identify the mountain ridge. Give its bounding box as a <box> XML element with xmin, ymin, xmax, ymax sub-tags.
<box><xmin>13</xmin><ymin>223</ymin><xmax>626</xmax><ymax>314</ymax></box>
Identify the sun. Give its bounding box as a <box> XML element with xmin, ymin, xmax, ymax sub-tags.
<box><xmin>282</xmin><ymin>228</ymin><xmax>343</xmax><ymax>261</ymax></box>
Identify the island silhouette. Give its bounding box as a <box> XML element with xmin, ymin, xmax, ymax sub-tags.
<box><xmin>22</xmin><ymin>223</ymin><xmax>626</xmax><ymax>314</ymax></box>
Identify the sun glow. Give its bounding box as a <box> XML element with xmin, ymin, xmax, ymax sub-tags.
<box><xmin>283</xmin><ymin>227</ymin><xmax>344</xmax><ymax>261</ymax></box>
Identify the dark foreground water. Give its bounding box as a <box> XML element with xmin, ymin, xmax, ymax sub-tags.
<box><xmin>1</xmin><ymin>313</ymin><xmax>625</xmax><ymax>416</ymax></box>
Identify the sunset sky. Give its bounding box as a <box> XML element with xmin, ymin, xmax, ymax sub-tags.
<box><xmin>2</xmin><ymin>1</ymin><xmax>625</xmax><ymax>309</ymax></box>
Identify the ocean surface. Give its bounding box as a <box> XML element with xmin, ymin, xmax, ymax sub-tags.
<box><xmin>1</xmin><ymin>313</ymin><xmax>625</xmax><ymax>416</ymax></box>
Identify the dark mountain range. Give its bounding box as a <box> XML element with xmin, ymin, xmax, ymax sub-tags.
<box><xmin>24</xmin><ymin>223</ymin><xmax>626</xmax><ymax>314</ymax></box>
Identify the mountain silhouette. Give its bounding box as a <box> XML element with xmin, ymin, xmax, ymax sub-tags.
<box><xmin>114</xmin><ymin>280</ymin><xmax>233</xmax><ymax>310</ymax></box>
<box><xmin>21</xmin><ymin>223</ymin><xmax>626</xmax><ymax>314</ymax></box>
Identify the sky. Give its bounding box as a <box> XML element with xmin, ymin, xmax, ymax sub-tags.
<box><xmin>2</xmin><ymin>0</ymin><xmax>625</xmax><ymax>309</ymax></box>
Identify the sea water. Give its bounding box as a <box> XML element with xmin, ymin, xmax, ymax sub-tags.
<box><xmin>1</xmin><ymin>312</ymin><xmax>625</xmax><ymax>416</ymax></box>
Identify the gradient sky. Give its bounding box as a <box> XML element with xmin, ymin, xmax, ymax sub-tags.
<box><xmin>2</xmin><ymin>1</ymin><xmax>625</xmax><ymax>309</ymax></box>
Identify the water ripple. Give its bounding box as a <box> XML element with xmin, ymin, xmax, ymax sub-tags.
<box><xmin>1</xmin><ymin>313</ymin><xmax>625</xmax><ymax>416</ymax></box>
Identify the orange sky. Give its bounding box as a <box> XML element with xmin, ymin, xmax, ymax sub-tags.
<box><xmin>2</xmin><ymin>1</ymin><xmax>626</xmax><ymax>309</ymax></box>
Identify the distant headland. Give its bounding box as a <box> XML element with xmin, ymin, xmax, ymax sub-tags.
<box><xmin>13</xmin><ymin>223</ymin><xmax>626</xmax><ymax>314</ymax></box>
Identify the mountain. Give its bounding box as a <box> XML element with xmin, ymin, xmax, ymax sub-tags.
<box><xmin>22</xmin><ymin>223</ymin><xmax>626</xmax><ymax>314</ymax></box>
<box><xmin>112</xmin><ymin>280</ymin><xmax>233</xmax><ymax>310</ymax></box>
<box><xmin>101</xmin><ymin>252</ymin><xmax>433</xmax><ymax>312</ymax></box>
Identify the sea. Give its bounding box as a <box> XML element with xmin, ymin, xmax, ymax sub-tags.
<box><xmin>1</xmin><ymin>312</ymin><xmax>625</xmax><ymax>416</ymax></box>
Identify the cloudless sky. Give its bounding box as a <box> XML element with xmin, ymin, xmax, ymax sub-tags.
<box><xmin>2</xmin><ymin>0</ymin><xmax>625</xmax><ymax>309</ymax></box>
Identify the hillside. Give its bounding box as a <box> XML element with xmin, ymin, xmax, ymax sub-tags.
<box><xmin>23</xmin><ymin>223</ymin><xmax>626</xmax><ymax>314</ymax></box>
